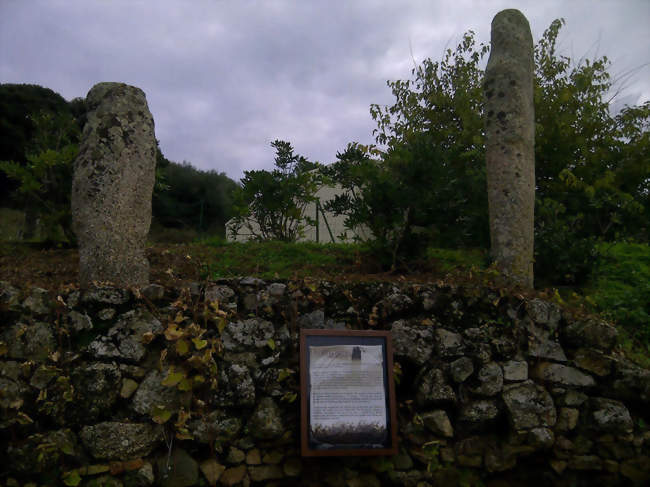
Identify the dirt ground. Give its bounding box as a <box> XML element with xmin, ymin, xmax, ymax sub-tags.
<box><xmin>0</xmin><ymin>243</ymin><xmax>549</xmax><ymax>305</ymax></box>
<box><xmin>0</xmin><ymin>243</ymin><xmax>207</xmax><ymax>291</ymax></box>
<box><xmin>0</xmin><ymin>242</ymin><xmax>481</xmax><ymax>293</ymax></box>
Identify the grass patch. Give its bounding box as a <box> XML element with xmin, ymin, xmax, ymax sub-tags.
<box><xmin>579</xmin><ymin>242</ymin><xmax>650</xmax><ymax>362</ymax></box>
<box><xmin>587</xmin><ymin>243</ymin><xmax>650</xmax><ymax>338</ymax></box>
<box><xmin>197</xmin><ymin>239</ymin><xmax>370</xmax><ymax>279</ymax></box>
<box><xmin>617</xmin><ymin>328</ymin><xmax>650</xmax><ymax>369</ymax></box>
<box><xmin>425</xmin><ymin>247</ymin><xmax>488</xmax><ymax>272</ymax></box>
<box><xmin>196</xmin><ymin>241</ymin><xmax>491</xmax><ymax>280</ymax></box>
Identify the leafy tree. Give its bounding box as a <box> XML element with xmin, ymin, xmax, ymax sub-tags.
<box><xmin>326</xmin><ymin>32</ymin><xmax>491</xmax><ymax>269</ymax></box>
<box><xmin>152</xmin><ymin>157</ymin><xmax>238</xmax><ymax>236</ymax></box>
<box><xmin>230</xmin><ymin>140</ymin><xmax>320</xmax><ymax>242</ymax></box>
<box><xmin>331</xmin><ymin>20</ymin><xmax>648</xmax><ymax>282</ymax></box>
<box><xmin>533</xmin><ymin>19</ymin><xmax>648</xmax><ymax>282</ymax></box>
<box><xmin>324</xmin><ymin>141</ymin><xmax>453</xmax><ymax>269</ymax></box>
<box><xmin>0</xmin><ymin>110</ymin><xmax>80</xmax><ymax>242</ymax></box>
<box><xmin>0</xmin><ymin>84</ymin><xmax>75</xmax><ymax>207</ymax></box>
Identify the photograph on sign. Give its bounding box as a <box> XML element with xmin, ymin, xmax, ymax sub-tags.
<box><xmin>300</xmin><ymin>330</ymin><xmax>397</xmax><ymax>456</ymax></box>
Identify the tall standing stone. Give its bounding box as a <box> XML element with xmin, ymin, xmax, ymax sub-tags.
<box><xmin>72</xmin><ymin>82</ymin><xmax>156</xmax><ymax>288</ymax></box>
<box><xmin>484</xmin><ymin>9</ymin><xmax>535</xmax><ymax>288</ymax></box>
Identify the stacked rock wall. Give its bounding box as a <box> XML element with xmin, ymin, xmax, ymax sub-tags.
<box><xmin>1</xmin><ymin>279</ymin><xmax>649</xmax><ymax>486</ymax></box>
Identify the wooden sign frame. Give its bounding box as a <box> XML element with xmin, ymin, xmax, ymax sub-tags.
<box><xmin>300</xmin><ymin>329</ymin><xmax>398</xmax><ymax>457</ymax></box>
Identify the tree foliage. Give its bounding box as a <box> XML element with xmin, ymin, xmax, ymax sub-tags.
<box><xmin>0</xmin><ymin>84</ymin><xmax>82</xmax><ymax>209</ymax></box>
<box><xmin>0</xmin><ymin>109</ymin><xmax>81</xmax><ymax>242</ymax></box>
<box><xmin>230</xmin><ymin>140</ymin><xmax>320</xmax><ymax>242</ymax></box>
<box><xmin>533</xmin><ymin>19</ymin><xmax>648</xmax><ymax>282</ymax></box>
<box><xmin>0</xmin><ymin>83</ymin><xmax>239</xmax><ymax>243</ymax></box>
<box><xmin>329</xmin><ymin>19</ymin><xmax>648</xmax><ymax>281</ymax></box>
<box><xmin>152</xmin><ymin>156</ymin><xmax>238</xmax><ymax>237</ymax></box>
<box><xmin>327</xmin><ymin>32</ymin><xmax>491</xmax><ymax>269</ymax></box>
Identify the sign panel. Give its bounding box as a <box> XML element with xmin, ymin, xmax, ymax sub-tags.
<box><xmin>300</xmin><ymin>329</ymin><xmax>398</xmax><ymax>456</ymax></box>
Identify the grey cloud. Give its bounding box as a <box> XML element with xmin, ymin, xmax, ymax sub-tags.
<box><xmin>1</xmin><ymin>0</ymin><xmax>648</xmax><ymax>180</ymax></box>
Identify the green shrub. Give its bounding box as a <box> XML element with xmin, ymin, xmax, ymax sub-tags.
<box><xmin>534</xmin><ymin>198</ymin><xmax>599</xmax><ymax>286</ymax></box>
<box><xmin>587</xmin><ymin>242</ymin><xmax>650</xmax><ymax>343</ymax></box>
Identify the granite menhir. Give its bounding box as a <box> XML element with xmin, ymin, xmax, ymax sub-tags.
<box><xmin>484</xmin><ymin>9</ymin><xmax>535</xmax><ymax>288</ymax></box>
<box><xmin>72</xmin><ymin>82</ymin><xmax>156</xmax><ymax>288</ymax></box>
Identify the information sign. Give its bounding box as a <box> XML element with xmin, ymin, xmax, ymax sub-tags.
<box><xmin>300</xmin><ymin>329</ymin><xmax>398</xmax><ymax>456</ymax></box>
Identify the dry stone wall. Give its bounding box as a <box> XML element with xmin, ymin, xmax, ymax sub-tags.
<box><xmin>1</xmin><ymin>279</ymin><xmax>649</xmax><ymax>486</ymax></box>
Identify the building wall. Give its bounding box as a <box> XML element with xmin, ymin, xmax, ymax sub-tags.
<box><xmin>225</xmin><ymin>183</ymin><xmax>371</xmax><ymax>243</ymax></box>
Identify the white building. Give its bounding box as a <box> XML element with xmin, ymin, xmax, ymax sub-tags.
<box><xmin>225</xmin><ymin>183</ymin><xmax>371</xmax><ymax>243</ymax></box>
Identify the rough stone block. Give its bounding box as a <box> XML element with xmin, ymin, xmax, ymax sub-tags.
<box><xmin>80</xmin><ymin>422</ymin><xmax>162</xmax><ymax>460</ymax></box>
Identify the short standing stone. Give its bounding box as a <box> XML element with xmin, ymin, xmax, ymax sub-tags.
<box><xmin>267</xmin><ymin>283</ymin><xmax>287</xmax><ymax>297</ymax></box>
<box><xmin>484</xmin><ymin>9</ymin><xmax>535</xmax><ymax>287</ymax></box>
<box><xmin>72</xmin><ymin>82</ymin><xmax>156</xmax><ymax>288</ymax></box>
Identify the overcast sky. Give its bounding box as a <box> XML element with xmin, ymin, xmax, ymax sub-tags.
<box><xmin>1</xmin><ymin>0</ymin><xmax>648</xmax><ymax>181</ymax></box>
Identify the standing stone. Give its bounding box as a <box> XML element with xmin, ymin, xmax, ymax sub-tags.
<box><xmin>72</xmin><ymin>82</ymin><xmax>156</xmax><ymax>288</ymax></box>
<box><xmin>484</xmin><ymin>10</ymin><xmax>535</xmax><ymax>288</ymax></box>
